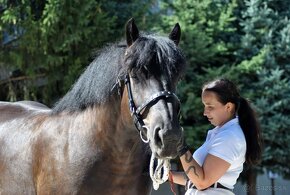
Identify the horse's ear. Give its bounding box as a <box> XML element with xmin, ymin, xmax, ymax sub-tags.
<box><xmin>126</xmin><ymin>18</ymin><xmax>139</xmax><ymax>47</ymax></box>
<box><xmin>169</xmin><ymin>23</ymin><xmax>181</xmax><ymax>45</ymax></box>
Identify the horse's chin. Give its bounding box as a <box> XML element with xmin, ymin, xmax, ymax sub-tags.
<box><xmin>148</xmin><ymin>138</ymin><xmax>179</xmax><ymax>159</ymax></box>
<box><xmin>151</xmin><ymin>149</ymin><xmax>177</xmax><ymax>160</ymax></box>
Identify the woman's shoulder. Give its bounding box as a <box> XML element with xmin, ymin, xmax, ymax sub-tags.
<box><xmin>218</xmin><ymin>123</ymin><xmax>246</xmax><ymax>144</ymax></box>
<box><xmin>210</xmin><ymin>124</ymin><xmax>246</xmax><ymax>161</ymax></box>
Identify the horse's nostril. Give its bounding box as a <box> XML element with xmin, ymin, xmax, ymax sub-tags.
<box><xmin>154</xmin><ymin>127</ymin><xmax>163</xmax><ymax>148</ymax></box>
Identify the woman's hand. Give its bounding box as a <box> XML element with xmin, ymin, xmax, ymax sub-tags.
<box><xmin>177</xmin><ymin>135</ymin><xmax>189</xmax><ymax>157</ymax></box>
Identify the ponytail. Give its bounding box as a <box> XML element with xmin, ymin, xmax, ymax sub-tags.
<box><xmin>237</xmin><ymin>97</ymin><xmax>263</xmax><ymax>165</ymax></box>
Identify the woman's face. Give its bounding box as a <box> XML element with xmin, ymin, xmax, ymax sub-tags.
<box><xmin>202</xmin><ymin>90</ymin><xmax>235</xmax><ymax>127</ymax></box>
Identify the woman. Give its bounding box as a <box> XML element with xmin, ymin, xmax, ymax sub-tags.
<box><xmin>171</xmin><ymin>78</ymin><xmax>263</xmax><ymax>195</ymax></box>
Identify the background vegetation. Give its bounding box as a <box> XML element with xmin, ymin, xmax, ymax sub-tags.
<box><xmin>1</xmin><ymin>0</ymin><xmax>289</xmax><ymax>194</ymax></box>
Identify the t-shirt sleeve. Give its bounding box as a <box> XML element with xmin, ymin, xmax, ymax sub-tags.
<box><xmin>208</xmin><ymin>131</ymin><xmax>245</xmax><ymax>164</ymax></box>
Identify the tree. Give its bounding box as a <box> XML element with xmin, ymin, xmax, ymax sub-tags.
<box><xmin>0</xmin><ymin>0</ymin><xmax>159</xmax><ymax>105</ymax></box>
<box><xmin>238</xmin><ymin>0</ymin><xmax>290</xmax><ymax>181</ymax></box>
<box><xmin>0</xmin><ymin>0</ymin><xmax>116</xmax><ymax>103</ymax></box>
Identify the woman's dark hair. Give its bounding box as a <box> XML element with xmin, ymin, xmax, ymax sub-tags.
<box><xmin>202</xmin><ymin>78</ymin><xmax>263</xmax><ymax>165</ymax></box>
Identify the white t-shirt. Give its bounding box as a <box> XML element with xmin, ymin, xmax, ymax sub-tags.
<box><xmin>192</xmin><ymin>117</ymin><xmax>246</xmax><ymax>189</ymax></box>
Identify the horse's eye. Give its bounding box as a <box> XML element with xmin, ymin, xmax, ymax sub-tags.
<box><xmin>129</xmin><ymin>69</ymin><xmax>137</xmax><ymax>78</ymax></box>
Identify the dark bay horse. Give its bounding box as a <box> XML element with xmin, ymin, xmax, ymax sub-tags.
<box><xmin>0</xmin><ymin>18</ymin><xmax>186</xmax><ymax>195</ymax></box>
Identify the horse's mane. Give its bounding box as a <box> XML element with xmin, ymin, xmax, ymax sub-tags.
<box><xmin>52</xmin><ymin>33</ymin><xmax>186</xmax><ymax>114</ymax></box>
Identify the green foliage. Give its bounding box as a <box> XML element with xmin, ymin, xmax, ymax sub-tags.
<box><xmin>0</xmin><ymin>0</ymin><xmax>113</xmax><ymax>103</ymax></box>
<box><xmin>161</xmin><ymin>0</ymin><xmax>237</xmax><ymax>67</ymax></box>
<box><xmin>40</xmin><ymin>0</ymin><xmax>117</xmax><ymax>101</ymax></box>
<box><xmin>237</xmin><ymin>0</ymin><xmax>290</xmax><ymax>178</ymax></box>
<box><xmin>99</xmin><ymin>0</ymin><xmax>160</xmax><ymax>33</ymax></box>
<box><xmin>254</xmin><ymin>68</ymin><xmax>290</xmax><ymax>177</ymax></box>
<box><xmin>0</xmin><ymin>0</ymin><xmax>157</xmax><ymax>104</ymax></box>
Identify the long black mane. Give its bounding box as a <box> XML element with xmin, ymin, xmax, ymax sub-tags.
<box><xmin>52</xmin><ymin>33</ymin><xmax>186</xmax><ymax>114</ymax></box>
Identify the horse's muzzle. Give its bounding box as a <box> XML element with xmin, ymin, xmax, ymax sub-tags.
<box><xmin>151</xmin><ymin>127</ymin><xmax>182</xmax><ymax>159</ymax></box>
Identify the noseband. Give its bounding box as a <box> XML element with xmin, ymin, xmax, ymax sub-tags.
<box><xmin>124</xmin><ymin>74</ymin><xmax>180</xmax><ymax>143</ymax></box>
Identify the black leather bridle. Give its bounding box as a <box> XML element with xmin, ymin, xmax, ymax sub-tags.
<box><xmin>123</xmin><ymin>74</ymin><xmax>181</xmax><ymax>143</ymax></box>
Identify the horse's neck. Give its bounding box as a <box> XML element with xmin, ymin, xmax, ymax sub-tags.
<box><xmin>70</xmin><ymin>103</ymin><xmax>149</xmax><ymax>180</ymax></box>
<box><xmin>73</xmin><ymin>102</ymin><xmax>144</xmax><ymax>161</ymax></box>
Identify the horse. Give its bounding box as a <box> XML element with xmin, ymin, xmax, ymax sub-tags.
<box><xmin>0</xmin><ymin>18</ymin><xmax>186</xmax><ymax>195</ymax></box>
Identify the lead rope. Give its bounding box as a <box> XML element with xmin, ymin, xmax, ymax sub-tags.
<box><xmin>149</xmin><ymin>153</ymin><xmax>171</xmax><ymax>190</ymax></box>
<box><xmin>169</xmin><ymin>171</ymin><xmax>177</xmax><ymax>195</ymax></box>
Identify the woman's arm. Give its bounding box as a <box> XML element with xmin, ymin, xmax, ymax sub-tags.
<box><xmin>179</xmin><ymin>151</ymin><xmax>230</xmax><ymax>190</ymax></box>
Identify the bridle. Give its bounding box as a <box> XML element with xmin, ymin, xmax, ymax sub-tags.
<box><xmin>111</xmin><ymin>73</ymin><xmax>181</xmax><ymax>189</ymax></box>
<box><xmin>124</xmin><ymin>74</ymin><xmax>181</xmax><ymax>190</ymax></box>
<box><xmin>123</xmin><ymin>74</ymin><xmax>181</xmax><ymax>143</ymax></box>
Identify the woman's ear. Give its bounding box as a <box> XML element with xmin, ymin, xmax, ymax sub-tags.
<box><xmin>226</xmin><ymin>102</ymin><xmax>235</xmax><ymax>113</ymax></box>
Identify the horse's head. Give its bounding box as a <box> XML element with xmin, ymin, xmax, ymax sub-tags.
<box><xmin>121</xmin><ymin>18</ymin><xmax>186</xmax><ymax>159</ymax></box>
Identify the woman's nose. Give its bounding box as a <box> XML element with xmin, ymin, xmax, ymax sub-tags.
<box><xmin>203</xmin><ymin>109</ymin><xmax>208</xmax><ymax>116</ymax></box>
